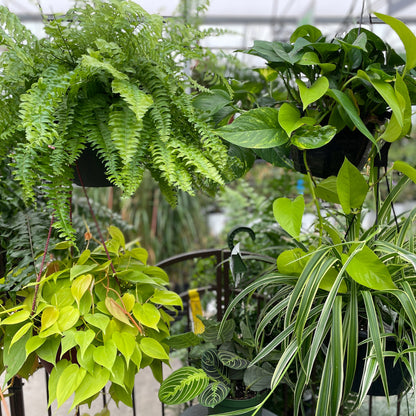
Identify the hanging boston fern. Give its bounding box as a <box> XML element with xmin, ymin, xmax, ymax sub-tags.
<box><xmin>0</xmin><ymin>0</ymin><xmax>232</xmax><ymax>240</ymax></box>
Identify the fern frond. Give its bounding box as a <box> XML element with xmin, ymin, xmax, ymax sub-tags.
<box><xmin>173</xmin><ymin>140</ymin><xmax>225</xmax><ymax>185</ymax></box>
<box><xmin>136</xmin><ymin>61</ymin><xmax>172</xmax><ymax>141</ymax></box>
<box><xmin>112</xmin><ymin>79</ymin><xmax>153</xmax><ymax>123</ymax></box>
<box><xmin>80</xmin><ymin>54</ymin><xmax>128</xmax><ymax>81</ymax></box>
<box><xmin>108</xmin><ymin>100</ymin><xmax>146</xmax><ymax>193</ymax></box>
<box><xmin>19</xmin><ymin>64</ymin><xmax>73</xmax><ymax>146</ymax></box>
<box><xmin>72</xmin><ymin>95</ymin><xmax>119</xmax><ymax>185</ymax></box>
<box><xmin>45</xmin><ymin>176</ymin><xmax>76</xmax><ymax>240</ymax></box>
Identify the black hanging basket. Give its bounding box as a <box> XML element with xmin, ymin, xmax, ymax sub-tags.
<box><xmin>351</xmin><ymin>331</ymin><xmax>411</xmax><ymax>396</ymax></box>
<box><xmin>73</xmin><ymin>145</ymin><xmax>112</xmax><ymax>188</ymax></box>
<box><xmin>290</xmin><ymin>127</ymin><xmax>372</xmax><ymax>178</ymax></box>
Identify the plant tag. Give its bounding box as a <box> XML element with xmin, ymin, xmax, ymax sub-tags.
<box><xmin>188</xmin><ymin>289</ymin><xmax>205</xmax><ymax>335</ymax></box>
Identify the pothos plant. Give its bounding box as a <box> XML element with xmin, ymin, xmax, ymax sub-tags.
<box><xmin>0</xmin><ymin>226</ymin><xmax>182</xmax><ymax>411</ymax></box>
<box><xmin>0</xmin><ymin>0</ymin><xmax>232</xmax><ymax>240</ymax></box>
<box><xmin>158</xmin><ymin>317</ymin><xmax>273</xmax><ymax>410</ymax></box>
<box><xmin>208</xmin><ymin>13</ymin><xmax>416</xmax><ymax>175</ymax></box>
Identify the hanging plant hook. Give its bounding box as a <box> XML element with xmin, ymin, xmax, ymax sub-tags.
<box><xmin>227</xmin><ymin>226</ymin><xmax>256</xmax><ymax>251</ymax></box>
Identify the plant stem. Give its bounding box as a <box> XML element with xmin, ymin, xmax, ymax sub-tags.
<box><xmin>302</xmin><ymin>151</ymin><xmax>323</xmax><ymax>244</ymax></box>
<box><xmin>31</xmin><ymin>214</ymin><xmax>55</xmax><ymax>316</ymax></box>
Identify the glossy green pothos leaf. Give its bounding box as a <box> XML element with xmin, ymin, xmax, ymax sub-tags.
<box><xmin>218</xmin><ymin>108</ymin><xmax>289</xmax><ymax>148</ymax></box>
<box><xmin>296</xmin><ymin>77</ymin><xmax>329</xmax><ymax>110</ymax></box>
<box><xmin>342</xmin><ymin>245</ymin><xmax>396</xmax><ymax>290</ymax></box>
<box><xmin>291</xmin><ymin>124</ymin><xmax>336</xmax><ymax>150</ymax></box>
<box><xmin>278</xmin><ymin>103</ymin><xmax>315</xmax><ymax>136</ymax></box>
<box><xmin>158</xmin><ymin>367</ymin><xmax>209</xmax><ymax>405</ymax></box>
<box><xmin>273</xmin><ymin>195</ymin><xmax>305</xmax><ymax>239</ymax></box>
<box><xmin>336</xmin><ymin>159</ymin><xmax>368</xmax><ymax>214</ymax></box>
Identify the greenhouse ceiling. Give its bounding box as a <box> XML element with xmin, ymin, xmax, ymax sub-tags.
<box><xmin>1</xmin><ymin>0</ymin><xmax>415</xmax><ymax>61</ymax></box>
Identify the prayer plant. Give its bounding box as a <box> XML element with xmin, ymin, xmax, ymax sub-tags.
<box><xmin>0</xmin><ymin>226</ymin><xmax>182</xmax><ymax>411</ymax></box>
<box><xmin>0</xmin><ymin>0</ymin><xmax>231</xmax><ymax>240</ymax></box>
<box><xmin>158</xmin><ymin>317</ymin><xmax>273</xmax><ymax>411</ymax></box>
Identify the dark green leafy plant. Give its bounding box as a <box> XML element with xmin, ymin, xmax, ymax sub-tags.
<box><xmin>0</xmin><ymin>0</ymin><xmax>232</xmax><ymax>240</ymax></box>
<box><xmin>0</xmin><ymin>227</ymin><xmax>182</xmax><ymax>411</ymax></box>
<box><xmin>211</xmin><ymin>14</ymin><xmax>416</xmax><ymax>169</ymax></box>
<box><xmin>159</xmin><ymin>317</ymin><xmax>273</xmax><ymax>409</ymax></box>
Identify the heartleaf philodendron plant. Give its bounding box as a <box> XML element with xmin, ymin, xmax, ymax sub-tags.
<box><xmin>0</xmin><ymin>227</ymin><xmax>182</xmax><ymax>411</ymax></box>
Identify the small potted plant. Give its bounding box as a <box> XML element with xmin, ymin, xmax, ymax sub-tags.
<box><xmin>212</xmin><ymin>13</ymin><xmax>416</xmax><ymax>178</ymax></box>
<box><xmin>0</xmin><ymin>226</ymin><xmax>182</xmax><ymax>411</ymax></box>
<box><xmin>0</xmin><ymin>0</ymin><xmax>232</xmax><ymax>240</ymax></box>
<box><xmin>158</xmin><ymin>317</ymin><xmax>273</xmax><ymax>415</ymax></box>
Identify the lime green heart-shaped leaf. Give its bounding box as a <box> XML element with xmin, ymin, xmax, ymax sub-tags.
<box><xmin>40</xmin><ymin>306</ymin><xmax>60</xmax><ymax>333</ymax></box>
<box><xmin>139</xmin><ymin>338</ymin><xmax>169</xmax><ymax>360</ymax></box>
<box><xmin>57</xmin><ymin>306</ymin><xmax>80</xmax><ymax>332</ymax></box>
<box><xmin>84</xmin><ymin>313</ymin><xmax>110</xmax><ymax>333</ymax></box>
<box><xmin>56</xmin><ymin>364</ymin><xmax>86</xmax><ymax>407</ymax></box>
<box><xmin>296</xmin><ymin>77</ymin><xmax>329</xmax><ymax>110</ymax></box>
<box><xmin>150</xmin><ymin>289</ymin><xmax>182</xmax><ymax>307</ymax></box>
<box><xmin>108</xmin><ymin>225</ymin><xmax>126</xmax><ymax>249</ymax></box>
<box><xmin>273</xmin><ymin>196</ymin><xmax>305</xmax><ymax>240</ymax></box>
<box><xmin>74</xmin><ymin>329</ymin><xmax>95</xmax><ymax>358</ymax></box>
<box><xmin>218</xmin><ymin>108</ymin><xmax>289</xmax><ymax>148</ymax></box>
<box><xmin>133</xmin><ymin>303</ymin><xmax>161</xmax><ymax>330</ymax></box>
<box><xmin>112</xmin><ymin>331</ymin><xmax>136</xmax><ymax>364</ymax></box>
<box><xmin>2</xmin><ymin>309</ymin><xmax>30</xmax><ymax>325</ymax></box>
<box><xmin>343</xmin><ymin>246</ymin><xmax>396</xmax><ymax>290</ymax></box>
<box><xmin>26</xmin><ymin>335</ymin><xmax>46</xmax><ymax>356</ymax></box>
<box><xmin>336</xmin><ymin>158</ymin><xmax>368</xmax><ymax>214</ymax></box>
<box><xmin>93</xmin><ymin>340</ymin><xmax>117</xmax><ymax>372</ymax></box>
<box><xmin>71</xmin><ymin>365</ymin><xmax>110</xmax><ymax>409</ymax></box>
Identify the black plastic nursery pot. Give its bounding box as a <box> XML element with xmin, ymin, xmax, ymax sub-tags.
<box><xmin>351</xmin><ymin>332</ymin><xmax>411</xmax><ymax>396</ymax></box>
<box><xmin>207</xmin><ymin>391</ymin><xmax>267</xmax><ymax>416</ymax></box>
<box><xmin>290</xmin><ymin>127</ymin><xmax>372</xmax><ymax>178</ymax></box>
<box><xmin>73</xmin><ymin>145</ymin><xmax>112</xmax><ymax>187</ymax></box>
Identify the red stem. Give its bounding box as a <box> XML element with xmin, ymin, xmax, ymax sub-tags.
<box><xmin>31</xmin><ymin>214</ymin><xmax>54</xmax><ymax>315</ymax></box>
